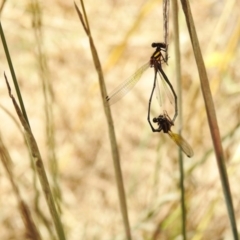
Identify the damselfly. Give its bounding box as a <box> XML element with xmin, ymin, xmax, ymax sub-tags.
<box><xmin>106</xmin><ymin>43</ymin><xmax>178</xmax><ymax>127</ymax></box>
<box><xmin>152</xmin><ymin>111</ymin><xmax>194</xmax><ymax>158</ymax></box>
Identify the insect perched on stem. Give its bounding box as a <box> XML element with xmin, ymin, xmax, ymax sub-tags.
<box><xmin>106</xmin><ymin>43</ymin><xmax>178</xmax><ymax>129</ymax></box>
<box><xmin>152</xmin><ymin>111</ymin><xmax>194</xmax><ymax>158</ymax></box>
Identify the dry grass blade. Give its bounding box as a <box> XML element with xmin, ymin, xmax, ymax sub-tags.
<box><xmin>0</xmin><ymin>104</ymin><xmax>54</xmax><ymax>237</ymax></box>
<box><xmin>179</xmin><ymin>0</ymin><xmax>239</xmax><ymax>239</ymax></box>
<box><xmin>4</xmin><ymin>73</ymin><xmax>66</xmax><ymax>240</ymax></box>
<box><xmin>0</xmin><ymin>135</ymin><xmax>42</xmax><ymax>240</ymax></box>
<box><xmin>163</xmin><ymin>0</ymin><xmax>170</xmax><ymax>62</ymax></box>
<box><xmin>74</xmin><ymin>1</ymin><xmax>132</xmax><ymax>239</ymax></box>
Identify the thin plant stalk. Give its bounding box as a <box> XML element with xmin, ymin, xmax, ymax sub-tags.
<box><xmin>0</xmin><ymin>0</ymin><xmax>6</xmax><ymax>16</ymax></box>
<box><xmin>163</xmin><ymin>0</ymin><xmax>170</xmax><ymax>62</ymax></box>
<box><xmin>74</xmin><ymin>1</ymin><xmax>132</xmax><ymax>239</ymax></box>
<box><xmin>0</xmin><ymin>21</ymin><xmax>30</xmax><ymax>127</ymax></box>
<box><xmin>172</xmin><ymin>0</ymin><xmax>186</xmax><ymax>239</ymax></box>
<box><xmin>30</xmin><ymin>0</ymin><xmax>61</xmax><ymax>211</ymax></box>
<box><xmin>0</xmin><ymin>135</ymin><xmax>42</xmax><ymax>240</ymax></box>
<box><xmin>179</xmin><ymin>0</ymin><xmax>239</xmax><ymax>239</ymax></box>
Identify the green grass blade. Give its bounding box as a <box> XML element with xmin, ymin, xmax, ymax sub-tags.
<box><xmin>172</xmin><ymin>1</ymin><xmax>187</xmax><ymax>238</ymax></box>
<box><xmin>0</xmin><ymin>21</ymin><xmax>30</xmax><ymax>127</ymax></box>
<box><xmin>4</xmin><ymin>74</ymin><xmax>66</xmax><ymax>240</ymax></box>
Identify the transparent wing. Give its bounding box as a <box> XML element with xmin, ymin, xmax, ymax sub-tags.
<box><xmin>157</xmin><ymin>71</ymin><xmax>175</xmax><ymax>105</ymax></box>
<box><xmin>106</xmin><ymin>62</ymin><xmax>149</xmax><ymax>105</ymax></box>
<box><xmin>158</xmin><ymin>68</ymin><xmax>178</xmax><ymax>122</ymax></box>
<box><xmin>155</xmin><ymin>73</ymin><xmax>163</xmax><ymax>107</ymax></box>
<box><xmin>154</xmin><ymin>70</ymin><xmax>174</xmax><ymax>108</ymax></box>
<box><xmin>168</xmin><ymin>131</ymin><xmax>194</xmax><ymax>158</ymax></box>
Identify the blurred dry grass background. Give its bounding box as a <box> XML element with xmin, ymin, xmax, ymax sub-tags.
<box><xmin>0</xmin><ymin>0</ymin><xmax>240</xmax><ymax>239</ymax></box>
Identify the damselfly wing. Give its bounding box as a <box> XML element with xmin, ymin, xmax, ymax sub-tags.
<box><xmin>106</xmin><ymin>43</ymin><xmax>178</xmax><ymax>125</ymax></box>
<box><xmin>167</xmin><ymin>131</ymin><xmax>194</xmax><ymax>158</ymax></box>
<box><xmin>106</xmin><ymin>43</ymin><xmax>167</xmax><ymax>105</ymax></box>
<box><xmin>152</xmin><ymin>112</ymin><xmax>193</xmax><ymax>158</ymax></box>
<box><xmin>106</xmin><ymin>62</ymin><xmax>149</xmax><ymax>105</ymax></box>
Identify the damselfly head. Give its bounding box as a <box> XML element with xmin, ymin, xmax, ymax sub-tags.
<box><xmin>151</xmin><ymin>42</ymin><xmax>167</xmax><ymax>49</ymax></box>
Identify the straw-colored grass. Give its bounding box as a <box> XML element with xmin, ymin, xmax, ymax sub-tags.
<box><xmin>0</xmin><ymin>0</ymin><xmax>239</xmax><ymax>239</ymax></box>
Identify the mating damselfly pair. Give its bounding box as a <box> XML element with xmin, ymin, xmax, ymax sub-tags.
<box><xmin>106</xmin><ymin>43</ymin><xmax>193</xmax><ymax>158</ymax></box>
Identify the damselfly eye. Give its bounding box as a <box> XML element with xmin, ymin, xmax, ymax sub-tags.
<box><xmin>153</xmin><ymin>118</ymin><xmax>158</xmax><ymax>123</ymax></box>
<box><xmin>151</xmin><ymin>43</ymin><xmax>157</xmax><ymax>48</ymax></box>
<box><xmin>151</xmin><ymin>42</ymin><xmax>167</xmax><ymax>49</ymax></box>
